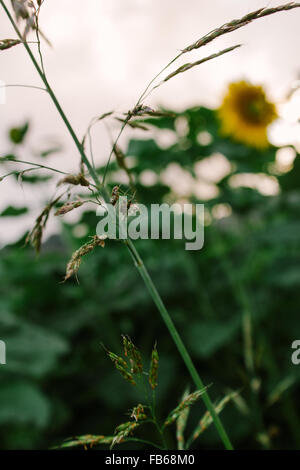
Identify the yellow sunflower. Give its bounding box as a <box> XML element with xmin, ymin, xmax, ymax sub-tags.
<box><xmin>218</xmin><ymin>81</ymin><xmax>277</xmax><ymax>149</ymax></box>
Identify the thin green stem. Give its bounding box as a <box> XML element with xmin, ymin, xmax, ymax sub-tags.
<box><xmin>1</xmin><ymin>157</ymin><xmax>68</xmax><ymax>176</ymax></box>
<box><xmin>135</xmin><ymin>52</ymin><xmax>183</xmax><ymax>105</ymax></box>
<box><xmin>102</xmin><ymin>117</ymin><xmax>129</xmax><ymax>186</ymax></box>
<box><xmin>0</xmin><ymin>0</ymin><xmax>233</xmax><ymax>449</ymax></box>
<box><xmin>125</xmin><ymin>437</ymin><xmax>164</xmax><ymax>450</ymax></box>
<box><xmin>102</xmin><ymin>52</ymin><xmax>184</xmax><ymax>185</ymax></box>
<box><xmin>146</xmin><ymin>384</ymin><xmax>167</xmax><ymax>450</ymax></box>
<box><xmin>34</xmin><ymin>3</ymin><xmax>46</xmax><ymax>76</ymax></box>
<box><xmin>0</xmin><ymin>1</ymin><xmax>99</xmax><ymax>187</ymax></box>
<box><xmin>0</xmin><ymin>84</ymin><xmax>47</xmax><ymax>92</ymax></box>
<box><xmin>152</xmin><ymin>389</ymin><xmax>156</xmax><ymax>420</ymax></box>
<box><xmin>152</xmin><ymin>418</ymin><xmax>168</xmax><ymax>450</ymax></box>
<box><xmin>125</xmin><ymin>239</ymin><xmax>233</xmax><ymax>449</ymax></box>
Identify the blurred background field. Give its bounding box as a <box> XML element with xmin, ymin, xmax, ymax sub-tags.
<box><xmin>1</xmin><ymin>0</ymin><xmax>300</xmax><ymax>450</ymax></box>
<box><xmin>1</xmin><ymin>0</ymin><xmax>300</xmax><ymax>245</ymax></box>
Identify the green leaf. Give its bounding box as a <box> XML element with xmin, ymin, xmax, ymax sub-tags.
<box><xmin>279</xmin><ymin>154</ymin><xmax>300</xmax><ymax>191</ymax></box>
<box><xmin>40</xmin><ymin>147</ymin><xmax>61</xmax><ymax>158</ymax></box>
<box><xmin>0</xmin><ymin>153</ymin><xmax>16</xmax><ymax>161</ymax></box>
<box><xmin>0</xmin><ymin>206</ymin><xmax>28</xmax><ymax>217</ymax></box>
<box><xmin>143</xmin><ymin>114</ymin><xmax>177</xmax><ymax>130</ymax></box>
<box><xmin>9</xmin><ymin>122</ymin><xmax>30</xmax><ymax>144</ymax></box>
<box><xmin>0</xmin><ymin>311</ymin><xmax>69</xmax><ymax>378</ymax></box>
<box><xmin>14</xmin><ymin>174</ymin><xmax>52</xmax><ymax>184</ymax></box>
<box><xmin>185</xmin><ymin>106</ymin><xmax>218</xmax><ymax>135</ymax></box>
<box><xmin>0</xmin><ymin>382</ymin><xmax>50</xmax><ymax>428</ymax></box>
<box><xmin>184</xmin><ymin>318</ymin><xmax>240</xmax><ymax>358</ymax></box>
<box><xmin>267</xmin><ymin>376</ymin><xmax>296</xmax><ymax>406</ymax></box>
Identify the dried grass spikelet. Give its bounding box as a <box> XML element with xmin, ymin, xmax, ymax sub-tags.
<box><xmin>54</xmin><ymin>200</ymin><xmax>85</xmax><ymax>216</ymax></box>
<box><xmin>0</xmin><ymin>39</ymin><xmax>21</xmax><ymax>50</ymax></box>
<box><xmin>111</xmin><ymin>421</ymin><xmax>140</xmax><ymax>448</ymax></box>
<box><xmin>11</xmin><ymin>0</ymin><xmax>30</xmax><ymax>20</ymax></box>
<box><xmin>142</xmin><ymin>109</ymin><xmax>176</xmax><ymax>118</ymax></box>
<box><xmin>11</xmin><ymin>0</ymin><xmax>36</xmax><ymax>38</ymax></box>
<box><xmin>125</xmin><ymin>104</ymin><xmax>157</xmax><ymax>123</ymax></box>
<box><xmin>64</xmin><ymin>235</ymin><xmax>105</xmax><ymax>282</ymax></box>
<box><xmin>182</xmin><ymin>3</ymin><xmax>300</xmax><ymax>53</ymax></box>
<box><xmin>130</xmin><ymin>404</ymin><xmax>147</xmax><ymax>422</ymax></box>
<box><xmin>164</xmin><ymin>388</ymin><xmax>208</xmax><ymax>427</ymax></box>
<box><xmin>25</xmin><ymin>194</ymin><xmax>62</xmax><ymax>253</ymax></box>
<box><xmin>115</xmin><ymin>117</ymin><xmax>149</xmax><ymax>131</ymax></box>
<box><xmin>57</xmin><ymin>173</ymin><xmax>90</xmax><ymax>188</ymax></box>
<box><xmin>110</xmin><ymin>185</ymin><xmax>120</xmax><ymax>206</ymax></box>
<box><xmin>122</xmin><ymin>335</ymin><xmax>143</xmax><ymax>374</ymax></box>
<box><xmin>128</xmin><ymin>104</ymin><xmax>154</xmax><ymax>118</ymax></box>
<box><xmin>108</xmin><ymin>351</ymin><xmax>128</xmax><ymax>370</ymax></box>
<box><xmin>191</xmin><ymin>391</ymin><xmax>238</xmax><ymax>442</ymax></box>
<box><xmin>176</xmin><ymin>388</ymin><xmax>190</xmax><ymax>450</ymax></box>
<box><xmin>163</xmin><ymin>45</ymin><xmax>241</xmax><ymax>83</ymax></box>
<box><xmin>108</xmin><ymin>351</ymin><xmax>136</xmax><ymax>385</ymax></box>
<box><xmin>127</xmin><ymin>105</ymin><xmax>175</xmax><ymax>119</ymax></box>
<box><xmin>82</xmin><ymin>111</ymin><xmax>114</xmax><ymax>148</ymax></box>
<box><xmin>149</xmin><ymin>343</ymin><xmax>159</xmax><ymax>390</ymax></box>
<box><xmin>60</xmin><ymin>434</ymin><xmax>114</xmax><ymax>449</ymax></box>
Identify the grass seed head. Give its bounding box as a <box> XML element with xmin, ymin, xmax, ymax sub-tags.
<box><xmin>11</xmin><ymin>0</ymin><xmax>36</xmax><ymax>38</ymax></box>
<box><xmin>57</xmin><ymin>173</ymin><xmax>90</xmax><ymax>187</ymax></box>
<box><xmin>108</xmin><ymin>351</ymin><xmax>136</xmax><ymax>385</ymax></box>
<box><xmin>110</xmin><ymin>185</ymin><xmax>120</xmax><ymax>206</ymax></box>
<box><xmin>64</xmin><ymin>235</ymin><xmax>105</xmax><ymax>282</ymax></box>
<box><xmin>163</xmin><ymin>45</ymin><xmax>241</xmax><ymax>83</ymax></box>
<box><xmin>130</xmin><ymin>404</ymin><xmax>147</xmax><ymax>422</ymax></box>
<box><xmin>164</xmin><ymin>388</ymin><xmax>208</xmax><ymax>427</ymax></box>
<box><xmin>192</xmin><ymin>391</ymin><xmax>237</xmax><ymax>441</ymax></box>
<box><xmin>182</xmin><ymin>3</ymin><xmax>300</xmax><ymax>53</ymax></box>
<box><xmin>149</xmin><ymin>343</ymin><xmax>159</xmax><ymax>390</ymax></box>
<box><xmin>108</xmin><ymin>351</ymin><xmax>128</xmax><ymax>370</ymax></box>
<box><xmin>26</xmin><ymin>195</ymin><xmax>62</xmax><ymax>253</ymax></box>
<box><xmin>122</xmin><ymin>335</ymin><xmax>143</xmax><ymax>374</ymax></box>
<box><xmin>54</xmin><ymin>200</ymin><xmax>84</xmax><ymax>216</ymax></box>
<box><xmin>176</xmin><ymin>388</ymin><xmax>190</xmax><ymax>450</ymax></box>
<box><xmin>0</xmin><ymin>39</ymin><xmax>21</xmax><ymax>50</ymax></box>
<box><xmin>112</xmin><ymin>421</ymin><xmax>140</xmax><ymax>448</ymax></box>
<box><xmin>60</xmin><ymin>434</ymin><xmax>114</xmax><ymax>449</ymax></box>
<box><xmin>115</xmin><ymin>117</ymin><xmax>149</xmax><ymax>131</ymax></box>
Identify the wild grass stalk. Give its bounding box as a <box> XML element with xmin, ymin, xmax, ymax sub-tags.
<box><xmin>182</xmin><ymin>2</ymin><xmax>300</xmax><ymax>52</ymax></box>
<box><xmin>0</xmin><ymin>0</ymin><xmax>233</xmax><ymax>449</ymax></box>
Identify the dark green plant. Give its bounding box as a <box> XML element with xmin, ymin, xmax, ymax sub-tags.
<box><xmin>58</xmin><ymin>338</ymin><xmax>236</xmax><ymax>450</ymax></box>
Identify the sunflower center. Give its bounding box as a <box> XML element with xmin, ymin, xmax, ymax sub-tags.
<box><xmin>237</xmin><ymin>91</ymin><xmax>272</xmax><ymax>125</ymax></box>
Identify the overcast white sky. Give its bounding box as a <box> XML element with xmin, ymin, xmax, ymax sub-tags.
<box><xmin>1</xmin><ymin>0</ymin><xmax>300</xmax><ymax>244</ymax></box>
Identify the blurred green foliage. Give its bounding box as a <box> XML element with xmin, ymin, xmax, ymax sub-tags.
<box><xmin>1</xmin><ymin>106</ymin><xmax>300</xmax><ymax>449</ymax></box>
